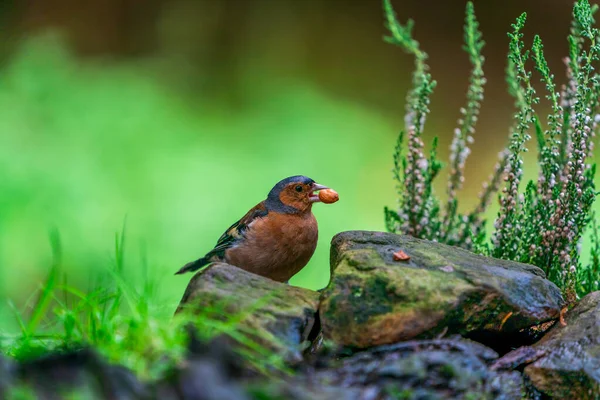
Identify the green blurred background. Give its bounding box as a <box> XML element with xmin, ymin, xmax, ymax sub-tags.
<box><xmin>0</xmin><ymin>0</ymin><xmax>590</xmax><ymax>332</ymax></box>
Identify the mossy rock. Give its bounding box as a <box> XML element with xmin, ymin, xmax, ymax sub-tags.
<box><xmin>520</xmin><ymin>291</ymin><xmax>600</xmax><ymax>399</ymax></box>
<box><xmin>176</xmin><ymin>263</ymin><xmax>320</xmax><ymax>364</ymax></box>
<box><xmin>320</xmin><ymin>231</ymin><xmax>565</xmax><ymax>348</ymax></box>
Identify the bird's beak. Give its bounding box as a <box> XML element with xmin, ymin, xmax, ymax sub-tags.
<box><xmin>309</xmin><ymin>183</ymin><xmax>329</xmax><ymax>202</ymax></box>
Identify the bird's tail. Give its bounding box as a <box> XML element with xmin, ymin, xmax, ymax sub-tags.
<box><xmin>175</xmin><ymin>257</ymin><xmax>209</xmax><ymax>275</ymax></box>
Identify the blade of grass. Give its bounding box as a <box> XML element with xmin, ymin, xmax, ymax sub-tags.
<box><xmin>25</xmin><ymin>228</ymin><xmax>62</xmax><ymax>335</ymax></box>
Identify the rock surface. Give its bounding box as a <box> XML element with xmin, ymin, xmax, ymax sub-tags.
<box><xmin>320</xmin><ymin>231</ymin><xmax>565</xmax><ymax>348</ymax></box>
<box><xmin>0</xmin><ymin>354</ymin><xmax>13</xmax><ymax>399</ymax></box>
<box><xmin>303</xmin><ymin>337</ymin><xmax>524</xmax><ymax>400</ymax></box>
<box><xmin>495</xmin><ymin>291</ymin><xmax>600</xmax><ymax>399</ymax></box>
<box><xmin>176</xmin><ymin>263</ymin><xmax>320</xmax><ymax>364</ymax></box>
<box><xmin>3</xmin><ymin>340</ymin><xmax>253</xmax><ymax>400</ymax></box>
<box><xmin>157</xmin><ymin>336</ymin><xmax>250</xmax><ymax>400</ymax></box>
<box><xmin>245</xmin><ymin>337</ymin><xmax>524</xmax><ymax>400</ymax></box>
<box><xmin>14</xmin><ymin>349</ymin><xmax>147</xmax><ymax>399</ymax></box>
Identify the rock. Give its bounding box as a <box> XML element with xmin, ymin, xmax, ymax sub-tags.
<box><xmin>0</xmin><ymin>354</ymin><xmax>14</xmax><ymax>398</ymax></box>
<box><xmin>16</xmin><ymin>348</ymin><xmax>148</xmax><ymax>399</ymax></box>
<box><xmin>304</xmin><ymin>337</ymin><xmax>523</xmax><ymax>400</ymax></box>
<box><xmin>496</xmin><ymin>291</ymin><xmax>600</xmax><ymax>399</ymax></box>
<box><xmin>170</xmin><ymin>359</ymin><xmax>249</xmax><ymax>400</ymax></box>
<box><xmin>176</xmin><ymin>263</ymin><xmax>320</xmax><ymax>364</ymax></box>
<box><xmin>156</xmin><ymin>335</ymin><xmax>250</xmax><ymax>400</ymax></box>
<box><xmin>159</xmin><ymin>357</ymin><xmax>249</xmax><ymax>400</ymax></box>
<box><xmin>320</xmin><ymin>231</ymin><xmax>564</xmax><ymax>349</ymax></box>
<box><xmin>245</xmin><ymin>381</ymin><xmax>362</xmax><ymax>400</ymax></box>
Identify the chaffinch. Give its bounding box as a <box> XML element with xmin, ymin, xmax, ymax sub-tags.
<box><xmin>176</xmin><ymin>175</ymin><xmax>334</xmax><ymax>282</ymax></box>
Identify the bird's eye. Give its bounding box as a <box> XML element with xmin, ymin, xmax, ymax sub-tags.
<box><xmin>295</xmin><ymin>185</ymin><xmax>303</xmax><ymax>192</ymax></box>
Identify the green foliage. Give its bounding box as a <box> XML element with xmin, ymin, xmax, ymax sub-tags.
<box><xmin>384</xmin><ymin>0</ymin><xmax>600</xmax><ymax>299</ymax></box>
<box><xmin>0</xmin><ymin>227</ymin><xmax>288</xmax><ymax>379</ymax></box>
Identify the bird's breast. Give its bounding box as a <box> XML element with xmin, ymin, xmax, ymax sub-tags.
<box><xmin>225</xmin><ymin>212</ymin><xmax>318</xmax><ymax>282</ymax></box>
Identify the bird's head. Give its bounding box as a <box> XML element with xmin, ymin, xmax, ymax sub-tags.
<box><xmin>266</xmin><ymin>175</ymin><xmax>329</xmax><ymax>213</ymax></box>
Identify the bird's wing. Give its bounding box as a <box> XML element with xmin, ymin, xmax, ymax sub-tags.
<box><xmin>206</xmin><ymin>201</ymin><xmax>268</xmax><ymax>258</ymax></box>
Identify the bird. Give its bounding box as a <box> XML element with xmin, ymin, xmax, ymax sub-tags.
<box><xmin>176</xmin><ymin>175</ymin><xmax>333</xmax><ymax>282</ymax></box>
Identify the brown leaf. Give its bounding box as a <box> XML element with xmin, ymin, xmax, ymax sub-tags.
<box><xmin>393</xmin><ymin>250</ymin><xmax>410</xmax><ymax>261</ymax></box>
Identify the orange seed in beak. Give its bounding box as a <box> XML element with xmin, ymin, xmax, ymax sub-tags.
<box><xmin>318</xmin><ymin>189</ymin><xmax>339</xmax><ymax>204</ymax></box>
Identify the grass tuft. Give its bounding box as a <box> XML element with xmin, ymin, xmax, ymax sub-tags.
<box><xmin>1</xmin><ymin>226</ymin><xmax>288</xmax><ymax>380</ymax></box>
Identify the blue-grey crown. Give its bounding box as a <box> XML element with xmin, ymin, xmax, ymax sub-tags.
<box><xmin>265</xmin><ymin>175</ymin><xmax>315</xmax><ymax>213</ymax></box>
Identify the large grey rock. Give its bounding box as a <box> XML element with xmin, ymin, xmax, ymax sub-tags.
<box><xmin>494</xmin><ymin>291</ymin><xmax>600</xmax><ymax>399</ymax></box>
<box><xmin>320</xmin><ymin>231</ymin><xmax>565</xmax><ymax>348</ymax></box>
<box><xmin>176</xmin><ymin>263</ymin><xmax>320</xmax><ymax>364</ymax></box>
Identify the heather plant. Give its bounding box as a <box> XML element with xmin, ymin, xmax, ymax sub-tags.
<box><xmin>384</xmin><ymin>0</ymin><xmax>600</xmax><ymax>300</ymax></box>
<box><xmin>384</xmin><ymin>0</ymin><xmax>496</xmax><ymax>248</ymax></box>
